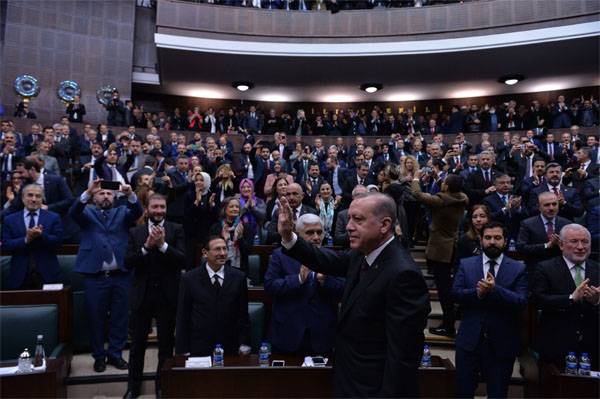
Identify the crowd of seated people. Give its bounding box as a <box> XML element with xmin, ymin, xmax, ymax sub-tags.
<box><xmin>0</xmin><ymin>92</ymin><xmax>598</xmax><ymax>397</ymax></box>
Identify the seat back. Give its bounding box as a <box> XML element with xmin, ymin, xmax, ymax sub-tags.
<box><xmin>248</xmin><ymin>254</ymin><xmax>261</xmax><ymax>285</ymax></box>
<box><xmin>0</xmin><ymin>304</ymin><xmax>59</xmax><ymax>361</ymax></box>
<box><xmin>248</xmin><ymin>302</ymin><xmax>265</xmax><ymax>353</ymax></box>
<box><xmin>58</xmin><ymin>255</ymin><xmax>85</xmax><ymax>291</ymax></box>
<box><xmin>0</xmin><ymin>256</ymin><xmax>10</xmax><ymax>290</ymax></box>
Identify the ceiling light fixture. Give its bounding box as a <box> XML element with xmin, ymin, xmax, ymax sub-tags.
<box><xmin>360</xmin><ymin>83</ymin><xmax>383</xmax><ymax>93</ymax></box>
<box><xmin>232</xmin><ymin>81</ymin><xmax>254</xmax><ymax>91</ymax></box>
<box><xmin>498</xmin><ymin>74</ymin><xmax>525</xmax><ymax>86</ymax></box>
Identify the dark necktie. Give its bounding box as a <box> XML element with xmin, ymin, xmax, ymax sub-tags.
<box><xmin>501</xmin><ymin>195</ymin><xmax>507</xmax><ymax>206</ymax></box>
<box><xmin>101</xmin><ymin>210</ymin><xmax>109</xmax><ymax>223</ymax></box>
<box><xmin>546</xmin><ymin>221</ymin><xmax>554</xmax><ymax>240</ymax></box>
<box><xmin>484</xmin><ymin>170</ymin><xmax>490</xmax><ymax>183</ymax></box>
<box><xmin>213</xmin><ymin>274</ymin><xmax>221</xmax><ymax>293</ymax></box>
<box><xmin>359</xmin><ymin>178</ymin><xmax>364</xmax><ymax>186</ymax></box>
<box><xmin>552</xmin><ymin>186</ymin><xmax>559</xmax><ymax>196</ymax></box>
<box><xmin>488</xmin><ymin>260</ymin><xmax>497</xmax><ymax>277</ymax></box>
<box><xmin>28</xmin><ymin>211</ymin><xmax>36</xmax><ymax>229</ymax></box>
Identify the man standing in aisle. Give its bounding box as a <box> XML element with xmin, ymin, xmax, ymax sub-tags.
<box><xmin>69</xmin><ymin>180</ymin><xmax>143</xmax><ymax>373</ymax></box>
<box><xmin>124</xmin><ymin>194</ymin><xmax>186</xmax><ymax>398</ymax></box>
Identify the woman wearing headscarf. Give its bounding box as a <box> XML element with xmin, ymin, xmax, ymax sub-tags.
<box><xmin>183</xmin><ymin>171</ymin><xmax>215</xmax><ymax>268</ymax></box>
<box><xmin>239</xmin><ymin>178</ymin><xmax>266</xmax><ymax>243</ymax></box>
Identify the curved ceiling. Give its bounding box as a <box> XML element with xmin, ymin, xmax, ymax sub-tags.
<box><xmin>143</xmin><ymin>34</ymin><xmax>600</xmax><ymax>102</ymax></box>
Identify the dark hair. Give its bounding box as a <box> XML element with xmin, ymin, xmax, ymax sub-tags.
<box><xmin>205</xmin><ymin>235</ymin><xmax>226</xmax><ymax>250</ymax></box>
<box><xmin>466</xmin><ymin>204</ymin><xmax>491</xmax><ymax>240</ymax></box>
<box><xmin>147</xmin><ymin>193</ymin><xmax>167</xmax><ymax>204</ymax></box>
<box><xmin>481</xmin><ymin>221</ymin><xmax>508</xmax><ymax>240</ymax></box>
<box><xmin>493</xmin><ymin>173</ymin><xmax>510</xmax><ymax>183</ymax></box>
<box><xmin>544</xmin><ymin>162</ymin><xmax>561</xmax><ymax>173</ymax></box>
<box><xmin>23</xmin><ymin>157</ymin><xmax>41</xmax><ymax>172</ymax></box>
<box><xmin>444</xmin><ymin>174</ymin><xmax>464</xmax><ymax>193</ymax></box>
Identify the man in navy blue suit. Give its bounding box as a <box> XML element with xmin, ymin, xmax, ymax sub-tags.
<box><xmin>2</xmin><ymin>184</ymin><xmax>63</xmax><ymax>290</ymax></box>
<box><xmin>483</xmin><ymin>174</ymin><xmax>528</xmax><ymax>241</ymax></box>
<box><xmin>69</xmin><ymin>179</ymin><xmax>143</xmax><ymax>373</ymax></box>
<box><xmin>264</xmin><ymin>214</ymin><xmax>344</xmax><ymax>355</ymax></box>
<box><xmin>453</xmin><ymin>222</ymin><xmax>528</xmax><ymax>398</ymax></box>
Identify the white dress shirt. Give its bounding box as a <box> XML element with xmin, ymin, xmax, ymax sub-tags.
<box><xmin>482</xmin><ymin>253</ymin><xmax>504</xmax><ymax>277</ymax></box>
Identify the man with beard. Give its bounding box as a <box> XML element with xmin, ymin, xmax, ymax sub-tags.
<box><xmin>124</xmin><ymin>194</ymin><xmax>186</xmax><ymax>398</ymax></box>
<box><xmin>69</xmin><ymin>180</ymin><xmax>143</xmax><ymax>373</ymax></box>
<box><xmin>453</xmin><ymin>222</ymin><xmax>528</xmax><ymax>398</ymax></box>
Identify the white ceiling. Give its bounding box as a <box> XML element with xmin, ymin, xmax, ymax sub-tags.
<box><xmin>145</xmin><ymin>35</ymin><xmax>599</xmax><ymax>102</ymax></box>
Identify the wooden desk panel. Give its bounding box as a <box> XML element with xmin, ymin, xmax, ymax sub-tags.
<box><xmin>162</xmin><ymin>355</ymin><xmax>454</xmax><ymax>398</ymax></box>
<box><xmin>0</xmin><ymin>358</ymin><xmax>67</xmax><ymax>398</ymax></box>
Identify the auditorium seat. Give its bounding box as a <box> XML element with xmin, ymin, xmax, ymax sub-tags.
<box><xmin>248</xmin><ymin>302</ymin><xmax>265</xmax><ymax>353</ymax></box>
<box><xmin>0</xmin><ymin>256</ymin><xmax>10</xmax><ymax>290</ymax></box>
<box><xmin>248</xmin><ymin>254</ymin><xmax>261</xmax><ymax>285</ymax></box>
<box><xmin>0</xmin><ymin>304</ymin><xmax>65</xmax><ymax>361</ymax></box>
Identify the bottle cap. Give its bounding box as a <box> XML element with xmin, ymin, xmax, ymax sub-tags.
<box><xmin>37</xmin><ymin>334</ymin><xmax>43</xmax><ymax>340</ymax></box>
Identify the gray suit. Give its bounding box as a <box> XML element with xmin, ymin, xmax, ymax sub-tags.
<box><xmin>41</xmin><ymin>155</ymin><xmax>60</xmax><ymax>175</ymax></box>
<box><xmin>333</xmin><ymin>209</ymin><xmax>349</xmax><ymax>247</ymax></box>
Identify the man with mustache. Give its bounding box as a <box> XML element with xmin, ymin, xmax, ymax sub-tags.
<box><xmin>69</xmin><ymin>179</ymin><xmax>143</xmax><ymax>373</ymax></box>
<box><xmin>453</xmin><ymin>221</ymin><xmax>528</xmax><ymax>398</ymax></box>
<box><xmin>124</xmin><ymin>194</ymin><xmax>186</xmax><ymax>399</ymax></box>
<box><xmin>175</xmin><ymin>236</ymin><xmax>251</xmax><ymax>358</ymax></box>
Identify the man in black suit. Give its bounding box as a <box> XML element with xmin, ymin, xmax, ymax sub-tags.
<box><xmin>465</xmin><ymin>151</ymin><xmax>500</xmax><ymax>205</ymax></box>
<box><xmin>517</xmin><ymin>192</ymin><xmax>570</xmax><ymax>280</ymax></box>
<box><xmin>507</xmin><ymin>141</ymin><xmax>549</xmax><ymax>190</ymax></box>
<box><xmin>277</xmin><ymin>192</ymin><xmax>430</xmax><ymax>397</ymax></box>
<box><xmin>527</xmin><ymin>163</ymin><xmax>584</xmax><ymax>221</ymax></box>
<box><xmin>302</xmin><ymin>162</ymin><xmax>324</xmax><ymax>207</ymax></box>
<box><xmin>483</xmin><ymin>174</ymin><xmax>528</xmax><ymax>241</ymax></box>
<box><xmin>175</xmin><ymin>236</ymin><xmax>251</xmax><ymax>357</ymax></box>
<box><xmin>165</xmin><ymin>156</ymin><xmax>190</xmax><ymax>224</ymax></box>
<box><xmin>341</xmin><ymin>162</ymin><xmax>373</xmax><ymax>208</ymax></box>
<box><xmin>532</xmin><ymin>224</ymin><xmax>599</xmax><ymax>370</ymax></box>
<box><xmin>124</xmin><ymin>194</ymin><xmax>186</xmax><ymax>398</ymax></box>
<box><xmin>563</xmin><ymin>146</ymin><xmax>599</xmax><ymax>193</ymax></box>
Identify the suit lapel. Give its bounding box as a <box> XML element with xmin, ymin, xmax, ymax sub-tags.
<box><xmin>558</xmin><ymin>258</ymin><xmax>576</xmax><ymax>292</ymax></box>
<box><xmin>494</xmin><ymin>256</ymin><xmax>512</xmax><ymax>286</ymax></box>
<box><xmin>338</xmin><ymin>239</ymin><xmax>395</xmax><ymax>323</ymax></box>
<box><xmin>221</xmin><ymin>266</ymin><xmax>234</xmax><ymax>294</ymax></box>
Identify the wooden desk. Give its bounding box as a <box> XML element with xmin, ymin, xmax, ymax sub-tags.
<box><xmin>162</xmin><ymin>355</ymin><xmax>454</xmax><ymax>398</ymax></box>
<box><xmin>0</xmin><ymin>358</ymin><xmax>67</xmax><ymax>398</ymax></box>
<box><xmin>542</xmin><ymin>364</ymin><xmax>600</xmax><ymax>398</ymax></box>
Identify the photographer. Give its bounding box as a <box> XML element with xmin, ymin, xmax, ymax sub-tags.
<box><xmin>105</xmin><ymin>90</ymin><xmax>126</xmax><ymax>127</ymax></box>
<box><xmin>411</xmin><ymin>170</ymin><xmax>468</xmax><ymax>337</ymax></box>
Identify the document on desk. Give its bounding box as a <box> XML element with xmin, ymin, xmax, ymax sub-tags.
<box><xmin>185</xmin><ymin>357</ymin><xmax>212</xmax><ymax>368</ymax></box>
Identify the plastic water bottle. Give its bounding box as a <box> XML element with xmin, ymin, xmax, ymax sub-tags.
<box><xmin>253</xmin><ymin>233</ymin><xmax>260</xmax><ymax>245</ymax></box>
<box><xmin>327</xmin><ymin>235</ymin><xmax>333</xmax><ymax>247</ymax></box>
<box><xmin>508</xmin><ymin>238</ymin><xmax>516</xmax><ymax>252</ymax></box>
<box><xmin>565</xmin><ymin>351</ymin><xmax>578</xmax><ymax>375</ymax></box>
<box><xmin>18</xmin><ymin>348</ymin><xmax>32</xmax><ymax>373</ymax></box>
<box><xmin>420</xmin><ymin>345</ymin><xmax>432</xmax><ymax>368</ymax></box>
<box><xmin>578</xmin><ymin>353</ymin><xmax>591</xmax><ymax>376</ymax></box>
<box><xmin>259</xmin><ymin>342</ymin><xmax>270</xmax><ymax>367</ymax></box>
<box><xmin>212</xmin><ymin>344</ymin><xmax>224</xmax><ymax>367</ymax></box>
<box><xmin>33</xmin><ymin>335</ymin><xmax>45</xmax><ymax>367</ymax></box>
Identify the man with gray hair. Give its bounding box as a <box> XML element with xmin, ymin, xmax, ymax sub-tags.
<box><xmin>533</xmin><ymin>224</ymin><xmax>599</xmax><ymax>370</ymax></box>
<box><xmin>1</xmin><ymin>183</ymin><xmax>63</xmax><ymax>289</ymax></box>
<box><xmin>277</xmin><ymin>192</ymin><xmax>430</xmax><ymax>397</ymax></box>
<box><xmin>264</xmin><ymin>213</ymin><xmax>344</xmax><ymax>355</ymax></box>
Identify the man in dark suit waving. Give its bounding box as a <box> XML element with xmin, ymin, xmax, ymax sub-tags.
<box><xmin>453</xmin><ymin>222</ymin><xmax>528</xmax><ymax>398</ymax></box>
<box><xmin>277</xmin><ymin>192</ymin><xmax>430</xmax><ymax>397</ymax></box>
<box><xmin>124</xmin><ymin>194</ymin><xmax>186</xmax><ymax>398</ymax></box>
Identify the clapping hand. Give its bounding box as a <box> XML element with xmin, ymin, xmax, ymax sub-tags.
<box><xmin>583</xmin><ymin>284</ymin><xmax>600</xmax><ymax>305</ymax></box>
<box><xmin>299</xmin><ymin>265</ymin><xmax>311</xmax><ymax>284</ymax></box>
<box><xmin>25</xmin><ymin>225</ymin><xmax>43</xmax><ymax>244</ymax></box>
<box><xmin>572</xmin><ymin>278</ymin><xmax>590</xmax><ymax>302</ymax></box>
<box><xmin>233</xmin><ymin>223</ymin><xmax>244</xmax><ymax>242</ymax></box>
<box><xmin>477</xmin><ymin>272</ymin><xmax>496</xmax><ymax>298</ymax></box>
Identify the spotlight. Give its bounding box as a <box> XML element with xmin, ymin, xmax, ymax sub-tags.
<box><xmin>232</xmin><ymin>81</ymin><xmax>254</xmax><ymax>91</ymax></box>
<box><xmin>498</xmin><ymin>74</ymin><xmax>525</xmax><ymax>86</ymax></box>
<box><xmin>360</xmin><ymin>83</ymin><xmax>383</xmax><ymax>93</ymax></box>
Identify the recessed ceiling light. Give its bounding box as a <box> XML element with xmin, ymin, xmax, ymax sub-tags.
<box><xmin>498</xmin><ymin>74</ymin><xmax>525</xmax><ymax>86</ymax></box>
<box><xmin>360</xmin><ymin>83</ymin><xmax>383</xmax><ymax>93</ymax></box>
<box><xmin>232</xmin><ymin>81</ymin><xmax>254</xmax><ymax>91</ymax></box>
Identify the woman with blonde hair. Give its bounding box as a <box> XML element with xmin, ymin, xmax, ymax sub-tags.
<box><xmin>399</xmin><ymin>155</ymin><xmax>418</xmax><ymax>181</ymax></box>
<box><xmin>212</xmin><ymin>163</ymin><xmax>237</xmax><ymax>208</ymax></box>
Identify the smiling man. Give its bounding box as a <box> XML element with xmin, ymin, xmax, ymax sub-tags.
<box><xmin>277</xmin><ymin>192</ymin><xmax>430</xmax><ymax>397</ymax></box>
<box><xmin>124</xmin><ymin>194</ymin><xmax>186</xmax><ymax>399</ymax></box>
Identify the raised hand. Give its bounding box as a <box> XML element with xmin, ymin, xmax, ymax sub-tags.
<box><xmin>277</xmin><ymin>195</ymin><xmax>294</xmax><ymax>242</ymax></box>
